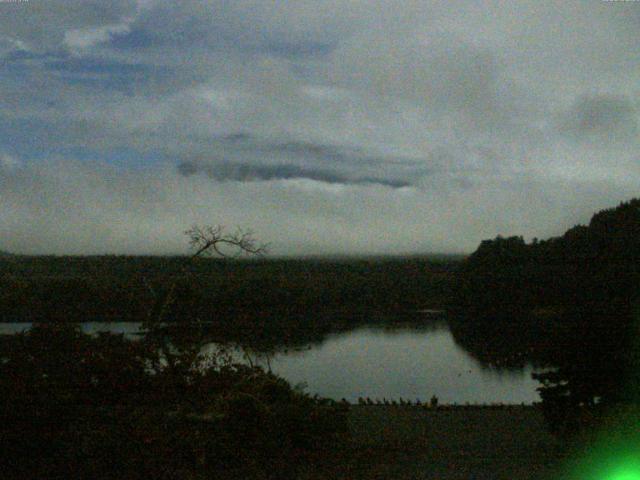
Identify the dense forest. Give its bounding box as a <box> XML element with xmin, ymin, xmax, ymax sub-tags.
<box><xmin>0</xmin><ymin>255</ymin><xmax>457</xmax><ymax>323</ymax></box>
<box><xmin>451</xmin><ymin>198</ymin><xmax>640</xmax><ymax>433</ymax></box>
<box><xmin>454</xmin><ymin>198</ymin><xmax>640</xmax><ymax>316</ymax></box>
<box><xmin>0</xmin><ymin>255</ymin><xmax>458</xmax><ymax>352</ymax></box>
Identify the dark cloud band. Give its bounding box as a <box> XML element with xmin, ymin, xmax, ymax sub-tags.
<box><xmin>177</xmin><ymin>160</ymin><xmax>411</xmax><ymax>188</ymax></box>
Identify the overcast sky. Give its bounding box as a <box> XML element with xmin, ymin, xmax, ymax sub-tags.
<box><xmin>1</xmin><ymin>0</ymin><xmax>639</xmax><ymax>255</ymax></box>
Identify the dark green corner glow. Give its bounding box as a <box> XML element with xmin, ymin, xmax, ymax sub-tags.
<box><xmin>559</xmin><ymin>412</ymin><xmax>640</xmax><ymax>480</ymax></box>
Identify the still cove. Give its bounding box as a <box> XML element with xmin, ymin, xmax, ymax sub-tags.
<box><xmin>0</xmin><ymin>320</ymin><xmax>541</xmax><ymax>405</ymax></box>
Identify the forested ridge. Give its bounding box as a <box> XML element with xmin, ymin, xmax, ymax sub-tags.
<box><xmin>455</xmin><ymin>198</ymin><xmax>640</xmax><ymax>314</ymax></box>
<box><xmin>452</xmin><ymin>198</ymin><xmax>640</xmax><ymax>433</ymax></box>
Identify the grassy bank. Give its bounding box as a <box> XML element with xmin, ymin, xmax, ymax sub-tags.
<box><xmin>305</xmin><ymin>405</ymin><xmax>570</xmax><ymax>480</ymax></box>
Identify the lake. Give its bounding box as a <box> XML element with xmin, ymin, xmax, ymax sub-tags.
<box><xmin>0</xmin><ymin>320</ymin><xmax>541</xmax><ymax>404</ymax></box>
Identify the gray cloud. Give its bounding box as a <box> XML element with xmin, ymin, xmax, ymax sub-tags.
<box><xmin>177</xmin><ymin>160</ymin><xmax>412</xmax><ymax>188</ymax></box>
<box><xmin>0</xmin><ymin>0</ymin><xmax>136</xmax><ymax>52</ymax></box>
<box><xmin>1</xmin><ymin>1</ymin><xmax>640</xmax><ymax>255</ymax></box>
<box><xmin>2</xmin><ymin>157</ymin><xmax>637</xmax><ymax>256</ymax></box>
<box><xmin>174</xmin><ymin>136</ymin><xmax>434</xmax><ymax>188</ymax></box>
<box><xmin>559</xmin><ymin>94</ymin><xmax>638</xmax><ymax>143</ymax></box>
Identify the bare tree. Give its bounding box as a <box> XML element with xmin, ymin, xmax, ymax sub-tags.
<box><xmin>145</xmin><ymin>226</ymin><xmax>267</xmax><ymax>324</ymax></box>
<box><xmin>141</xmin><ymin>225</ymin><xmax>267</xmax><ymax>374</ymax></box>
<box><xmin>184</xmin><ymin>225</ymin><xmax>267</xmax><ymax>259</ymax></box>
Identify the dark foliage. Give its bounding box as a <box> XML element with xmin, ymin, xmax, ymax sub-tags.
<box><xmin>452</xmin><ymin>199</ymin><xmax>640</xmax><ymax>434</ymax></box>
<box><xmin>0</xmin><ymin>323</ymin><xmax>349</xmax><ymax>479</ymax></box>
<box><xmin>0</xmin><ymin>256</ymin><xmax>458</xmax><ymax>323</ymax></box>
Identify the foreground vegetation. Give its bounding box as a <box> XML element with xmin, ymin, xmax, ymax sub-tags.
<box><xmin>0</xmin><ymin>323</ymin><xmax>349</xmax><ymax>480</ymax></box>
<box><xmin>1</xmin><ymin>321</ymin><xmax>577</xmax><ymax>480</ymax></box>
<box><xmin>0</xmin><ymin>229</ymin><xmax>353</xmax><ymax>479</ymax></box>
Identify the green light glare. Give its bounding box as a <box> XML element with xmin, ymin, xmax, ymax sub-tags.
<box><xmin>603</xmin><ymin>452</ymin><xmax>640</xmax><ymax>480</ymax></box>
<box><xmin>563</xmin><ymin>453</ymin><xmax>640</xmax><ymax>480</ymax></box>
<box><xmin>609</xmin><ymin>462</ymin><xmax>640</xmax><ymax>480</ymax></box>
<box><xmin>610</xmin><ymin>472</ymin><xmax>640</xmax><ymax>480</ymax></box>
<box><xmin>556</xmin><ymin>304</ymin><xmax>640</xmax><ymax>480</ymax></box>
<box><xmin>558</xmin><ymin>409</ymin><xmax>640</xmax><ymax>480</ymax></box>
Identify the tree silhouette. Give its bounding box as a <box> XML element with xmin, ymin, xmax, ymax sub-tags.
<box><xmin>454</xmin><ymin>199</ymin><xmax>640</xmax><ymax>433</ymax></box>
<box><xmin>0</xmin><ymin>226</ymin><xmax>349</xmax><ymax>479</ymax></box>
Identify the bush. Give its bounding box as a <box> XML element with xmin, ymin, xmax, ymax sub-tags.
<box><xmin>0</xmin><ymin>323</ymin><xmax>348</xmax><ymax>479</ymax></box>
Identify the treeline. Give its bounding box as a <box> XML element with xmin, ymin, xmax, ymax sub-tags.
<box><xmin>454</xmin><ymin>198</ymin><xmax>640</xmax><ymax>315</ymax></box>
<box><xmin>0</xmin><ymin>255</ymin><xmax>457</xmax><ymax>325</ymax></box>
<box><xmin>451</xmin><ymin>198</ymin><xmax>640</xmax><ymax>432</ymax></box>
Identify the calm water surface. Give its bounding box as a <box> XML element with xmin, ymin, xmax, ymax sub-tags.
<box><xmin>253</xmin><ymin>325</ymin><xmax>540</xmax><ymax>404</ymax></box>
<box><xmin>1</xmin><ymin>321</ymin><xmax>541</xmax><ymax>404</ymax></box>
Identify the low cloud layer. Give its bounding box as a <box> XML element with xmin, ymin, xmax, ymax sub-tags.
<box><xmin>1</xmin><ymin>1</ymin><xmax>639</xmax><ymax>255</ymax></box>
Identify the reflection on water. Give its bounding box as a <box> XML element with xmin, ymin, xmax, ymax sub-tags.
<box><xmin>263</xmin><ymin>325</ymin><xmax>540</xmax><ymax>404</ymax></box>
<box><xmin>197</xmin><ymin>320</ymin><xmax>540</xmax><ymax>404</ymax></box>
<box><xmin>0</xmin><ymin>320</ymin><xmax>540</xmax><ymax>404</ymax></box>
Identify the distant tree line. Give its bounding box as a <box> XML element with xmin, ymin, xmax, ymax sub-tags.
<box><xmin>0</xmin><ymin>256</ymin><xmax>456</xmax><ymax>324</ymax></box>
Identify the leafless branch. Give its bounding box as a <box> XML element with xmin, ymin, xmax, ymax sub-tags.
<box><xmin>141</xmin><ymin>225</ymin><xmax>267</xmax><ymax>356</ymax></box>
<box><xmin>184</xmin><ymin>225</ymin><xmax>268</xmax><ymax>259</ymax></box>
